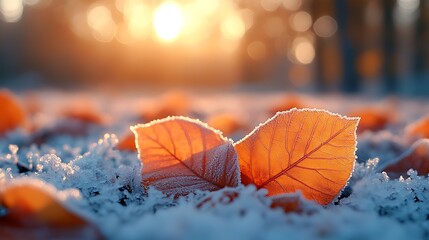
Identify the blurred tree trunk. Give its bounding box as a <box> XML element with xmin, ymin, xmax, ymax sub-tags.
<box><xmin>311</xmin><ymin>0</ymin><xmax>327</xmax><ymax>92</ymax></box>
<box><xmin>382</xmin><ymin>0</ymin><xmax>396</xmax><ymax>93</ymax></box>
<box><xmin>414</xmin><ymin>1</ymin><xmax>426</xmax><ymax>74</ymax></box>
<box><xmin>335</xmin><ymin>0</ymin><xmax>359</xmax><ymax>93</ymax></box>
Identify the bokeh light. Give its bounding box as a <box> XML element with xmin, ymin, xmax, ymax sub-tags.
<box><xmin>221</xmin><ymin>15</ymin><xmax>246</xmax><ymax>40</ymax></box>
<box><xmin>282</xmin><ymin>0</ymin><xmax>302</xmax><ymax>11</ymax></box>
<box><xmin>293</xmin><ymin>37</ymin><xmax>315</xmax><ymax>64</ymax></box>
<box><xmin>125</xmin><ymin>1</ymin><xmax>151</xmax><ymax>40</ymax></box>
<box><xmin>260</xmin><ymin>0</ymin><xmax>282</xmax><ymax>12</ymax></box>
<box><xmin>0</xmin><ymin>0</ymin><xmax>427</xmax><ymax>93</ymax></box>
<box><xmin>0</xmin><ymin>0</ymin><xmax>23</xmax><ymax>23</ymax></box>
<box><xmin>153</xmin><ymin>1</ymin><xmax>184</xmax><ymax>42</ymax></box>
<box><xmin>87</xmin><ymin>4</ymin><xmax>116</xmax><ymax>42</ymax></box>
<box><xmin>290</xmin><ymin>11</ymin><xmax>312</xmax><ymax>32</ymax></box>
<box><xmin>248</xmin><ymin>41</ymin><xmax>266</xmax><ymax>61</ymax></box>
<box><xmin>313</xmin><ymin>16</ymin><xmax>338</xmax><ymax>38</ymax></box>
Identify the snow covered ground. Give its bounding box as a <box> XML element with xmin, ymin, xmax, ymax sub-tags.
<box><xmin>1</xmin><ymin>90</ymin><xmax>429</xmax><ymax>239</ymax></box>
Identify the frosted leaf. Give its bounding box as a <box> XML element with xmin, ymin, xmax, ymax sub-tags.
<box><xmin>132</xmin><ymin>116</ymin><xmax>240</xmax><ymax>196</ymax></box>
<box><xmin>235</xmin><ymin>108</ymin><xmax>359</xmax><ymax>205</ymax></box>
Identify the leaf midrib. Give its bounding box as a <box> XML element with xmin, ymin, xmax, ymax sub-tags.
<box><xmin>142</xmin><ymin>133</ymin><xmax>224</xmax><ymax>189</ymax></box>
<box><xmin>258</xmin><ymin>122</ymin><xmax>353</xmax><ymax>188</ymax></box>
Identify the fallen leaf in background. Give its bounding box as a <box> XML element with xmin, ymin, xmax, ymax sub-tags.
<box><xmin>405</xmin><ymin>116</ymin><xmax>429</xmax><ymax>140</ymax></box>
<box><xmin>383</xmin><ymin>139</ymin><xmax>429</xmax><ymax>178</ymax></box>
<box><xmin>0</xmin><ymin>90</ymin><xmax>27</xmax><ymax>135</ymax></box>
<box><xmin>140</xmin><ymin>91</ymin><xmax>191</xmax><ymax>122</ymax></box>
<box><xmin>0</xmin><ymin>180</ymin><xmax>103</xmax><ymax>239</ymax></box>
<box><xmin>22</xmin><ymin>92</ymin><xmax>42</xmax><ymax>116</ymax></box>
<box><xmin>235</xmin><ymin>109</ymin><xmax>359</xmax><ymax>205</ymax></box>
<box><xmin>348</xmin><ymin>108</ymin><xmax>390</xmax><ymax>133</ymax></box>
<box><xmin>29</xmin><ymin>120</ymin><xmax>98</xmax><ymax>146</ymax></box>
<box><xmin>206</xmin><ymin>113</ymin><xmax>249</xmax><ymax>136</ymax></box>
<box><xmin>269</xmin><ymin>94</ymin><xmax>306</xmax><ymax>116</ymax></box>
<box><xmin>117</xmin><ymin>133</ymin><xmax>136</xmax><ymax>151</ymax></box>
<box><xmin>132</xmin><ymin>117</ymin><xmax>240</xmax><ymax>196</ymax></box>
<box><xmin>61</xmin><ymin>107</ymin><xmax>105</xmax><ymax>125</ymax></box>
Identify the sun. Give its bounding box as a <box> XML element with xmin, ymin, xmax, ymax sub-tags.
<box><xmin>153</xmin><ymin>1</ymin><xmax>184</xmax><ymax>42</ymax></box>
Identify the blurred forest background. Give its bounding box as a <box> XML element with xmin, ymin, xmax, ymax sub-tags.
<box><xmin>0</xmin><ymin>0</ymin><xmax>428</xmax><ymax>95</ymax></box>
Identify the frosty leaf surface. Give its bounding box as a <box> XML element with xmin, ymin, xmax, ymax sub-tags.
<box><xmin>132</xmin><ymin>117</ymin><xmax>240</xmax><ymax>195</ymax></box>
<box><xmin>235</xmin><ymin>109</ymin><xmax>359</xmax><ymax>205</ymax></box>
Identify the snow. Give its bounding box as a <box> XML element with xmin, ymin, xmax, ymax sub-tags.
<box><xmin>1</xmin><ymin>91</ymin><xmax>429</xmax><ymax>239</ymax></box>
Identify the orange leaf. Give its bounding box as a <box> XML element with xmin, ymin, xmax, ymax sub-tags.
<box><xmin>206</xmin><ymin>113</ymin><xmax>248</xmax><ymax>136</ymax></box>
<box><xmin>269</xmin><ymin>94</ymin><xmax>306</xmax><ymax>116</ymax></box>
<box><xmin>140</xmin><ymin>91</ymin><xmax>190</xmax><ymax>122</ymax></box>
<box><xmin>384</xmin><ymin>139</ymin><xmax>429</xmax><ymax>177</ymax></box>
<box><xmin>348</xmin><ymin>108</ymin><xmax>390</xmax><ymax>133</ymax></box>
<box><xmin>235</xmin><ymin>109</ymin><xmax>359</xmax><ymax>205</ymax></box>
<box><xmin>0</xmin><ymin>90</ymin><xmax>27</xmax><ymax>135</ymax></box>
<box><xmin>405</xmin><ymin>116</ymin><xmax>429</xmax><ymax>140</ymax></box>
<box><xmin>117</xmin><ymin>133</ymin><xmax>137</xmax><ymax>151</ymax></box>
<box><xmin>0</xmin><ymin>181</ymin><xmax>103</xmax><ymax>239</ymax></box>
<box><xmin>132</xmin><ymin>117</ymin><xmax>240</xmax><ymax>196</ymax></box>
<box><xmin>61</xmin><ymin>107</ymin><xmax>105</xmax><ymax>125</ymax></box>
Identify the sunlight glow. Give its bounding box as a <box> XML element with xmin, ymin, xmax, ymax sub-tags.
<box><xmin>0</xmin><ymin>0</ymin><xmax>23</xmax><ymax>23</ymax></box>
<box><xmin>247</xmin><ymin>41</ymin><xmax>266</xmax><ymax>60</ymax></box>
<box><xmin>24</xmin><ymin>0</ymin><xmax>40</xmax><ymax>6</ymax></box>
<box><xmin>125</xmin><ymin>1</ymin><xmax>151</xmax><ymax>40</ymax></box>
<box><xmin>221</xmin><ymin>15</ymin><xmax>245</xmax><ymax>40</ymax></box>
<box><xmin>153</xmin><ymin>1</ymin><xmax>184</xmax><ymax>42</ymax></box>
<box><xmin>293</xmin><ymin>38</ymin><xmax>315</xmax><ymax>64</ymax></box>
<box><xmin>313</xmin><ymin>16</ymin><xmax>337</xmax><ymax>38</ymax></box>
<box><xmin>87</xmin><ymin>4</ymin><xmax>116</xmax><ymax>42</ymax></box>
<box><xmin>290</xmin><ymin>11</ymin><xmax>312</xmax><ymax>32</ymax></box>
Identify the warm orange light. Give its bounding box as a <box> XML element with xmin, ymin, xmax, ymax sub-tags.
<box><xmin>153</xmin><ymin>1</ymin><xmax>184</xmax><ymax>42</ymax></box>
<box><xmin>221</xmin><ymin>15</ymin><xmax>245</xmax><ymax>40</ymax></box>
<box><xmin>0</xmin><ymin>0</ymin><xmax>23</xmax><ymax>23</ymax></box>
<box><xmin>293</xmin><ymin>37</ymin><xmax>315</xmax><ymax>64</ymax></box>
<box><xmin>87</xmin><ymin>4</ymin><xmax>116</xmax><ymax>42</ymax></box>
<box><xmin>125</xmin><ymin>1</ymin><xmax>151</xmax><ymax>40</ymax></box>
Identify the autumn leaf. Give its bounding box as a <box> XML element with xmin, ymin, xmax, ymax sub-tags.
<box><xmin>61</xmin><ymin>104</ymin><xmax>105</xmax><ymax>125</ymax></box>
<box><xmin>139</xmin><ymin>91</ymin><xmax>191</xmax><ymax>122</ymax></box>
<box><xmin>0</xmin><ymin>90</ymin><xmax>27</xmax><ymax>135</ymax></box>
<box><xmin>132</xmin><ymin>117</ymin><xmax>240</xmax><ymax>196</ymax></box>
<box><xmin>405</xmin><ymin>116</ymin><xmax>429</xmax><ymax>140</ymax></box>
<box><xmin>348</xmin><ymin>107</ymin><xmax>390</xmax><ymax>133</ymax></box>
<box><xmin>206</xmin><ymin>113</ymin><xmax>249</xmax><ymax>136</ymax></box>
<box><xmin>235</xmin><ymin>109</ymin><xmax>359</xmax><ymax>205</ymax></box>
<box><xmin>0</xmin><ymin>180</ymin><xmax>103</xmax><ymax>239</ymax></box>
<box><xmin>269</xmin><ymin>94</ymin><xmax>306</xmax><ymax>116</ymax></box>
<box><xmin>117</xmin><ymin>133</ymin><xmax>136</xmax><ymax>151</ymax></box>
<box><xmin>384</xmin><ymin>139</ymin><xmax>429</xmax><ymax>177</ymax></box>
